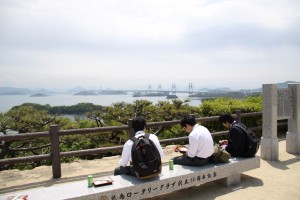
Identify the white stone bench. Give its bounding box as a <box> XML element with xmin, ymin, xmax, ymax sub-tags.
<box><xmin>1</xmin><ymin>156</ymin><xmax>260</xmax><ymax>200</ymax></box>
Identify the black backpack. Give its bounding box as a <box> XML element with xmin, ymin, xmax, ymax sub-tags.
<box><xmin>130</xmin><ymin>133</ymin><xmax>162</xmax><ymax>179</ymax></box>
<box><xmin>233</xmin><ymin>123</ymin><xmax>260</xmax><ymax>157</ymax></box>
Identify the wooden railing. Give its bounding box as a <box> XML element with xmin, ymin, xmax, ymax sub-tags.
<box><xmin>0</xmin><ymin>111</ymin><xmax>271</xmax><ymax>178</ymax></box>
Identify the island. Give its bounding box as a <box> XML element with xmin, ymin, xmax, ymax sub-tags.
<box><xmin>30</xmin><ymin>93</ymin><xmax>49</xmax><ymax>97</ymax></box>
<box><xmin>73</xmin><ymin>91</ymin><xmax>98</xmax><ymax>96</ymax></box>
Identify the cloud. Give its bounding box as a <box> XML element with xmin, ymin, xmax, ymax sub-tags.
<box><xmin>1</xmin><ymin>0</ymin><xmax>299</xmax><ymax>50</ymax></box>
<box><xmin>0</xmin><ymin>0</ymin><xmax>299</xmax><ymax>90</ymax></box>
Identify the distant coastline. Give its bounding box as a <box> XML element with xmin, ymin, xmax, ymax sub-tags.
<box><xmin>0</xmin><ymin>81</ymin><xmax>297</xmax><ymax>113</ymax></box>
<box><xmin>0</xmin><ymin>81</ymin><xmax>297</xmax><ymax>96</ymax></box>
<box><xmin>0</xmin><ymin>93</ymin><xmax>200</xmax><ymax>113</ymax></box>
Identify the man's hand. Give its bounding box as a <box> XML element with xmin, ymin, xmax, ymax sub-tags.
<box><xmin>219</xmin><ymin>140</ymin><xmax>228</xmax><ymax>145</ymax></box>
<box><xmin>184</xmin><ymin>149</ymin><xmax>189</xmax><ymax>156</ymax></box>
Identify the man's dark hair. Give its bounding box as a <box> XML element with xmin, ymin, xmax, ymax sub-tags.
<box><xmin>219</xmin><ymin>113</ymin><xmax>234</xmax><ymax>124</ymax></box>
<box><xmin>132</xmin><ymin>116</ymin><xmax>146</xmax><ymax>132</ymax></box>
<box><xmin>180</xmin><ymin>114</ymin><xmax>196</xmax><ymax>127</ymax></box>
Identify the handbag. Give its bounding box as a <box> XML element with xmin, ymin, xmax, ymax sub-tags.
<box><xmin>211</xmin><ymin>144</ymin><xmax>231</xmax><ymax>163</ymax></box>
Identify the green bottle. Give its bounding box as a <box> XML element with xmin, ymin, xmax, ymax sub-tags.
<box><xmin>88</xmin><ymin>175</ymin><xmax>93</xmax><ymax>187</ymax></box>
<box><xmin>169</xmin><ymin>159</ymin><xmax>174</xmax><ymax>170</ymax></box>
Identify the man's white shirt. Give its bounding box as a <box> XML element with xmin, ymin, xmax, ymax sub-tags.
<box><xmin>187</xmin><ymin>124</ymin><xmax>214</xmax><ymax>158</ymax></box>
<box><xmin>119</xmin><ymin>131</ymin><xmax>164</xmax><ymax>167</ymax></box>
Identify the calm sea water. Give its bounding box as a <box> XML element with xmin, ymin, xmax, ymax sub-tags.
<box><xmin>0</xmin><ymin>93</ymin><xmax>202</xmax><ymax>113</ymax></box>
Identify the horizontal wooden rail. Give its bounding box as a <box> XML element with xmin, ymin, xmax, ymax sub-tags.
<box><xmin>0</xmin><ymin>154</ymin><xmax>51</xmax><ymax>166</ymax></box>
<box><xmin>60</xmin><ymin>146</ymin><xmax>124</xmax><ymax>158</ymax></box>
<box><xmin>0</xmin><ymin>111</ymin><xmax>283</xmax><ymax>178</ymax></box>
<box><xmin>0</xmin><ymin>131</ymin><xmax>49</xmax><ymax>141</ymax></box>
<box><xmin>59</xmin><ymin>125</ymin><xmax>130</xmax><ymax>136</ymax></box>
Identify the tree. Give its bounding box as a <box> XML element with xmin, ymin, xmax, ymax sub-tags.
<box><xmin>0</xmin><ymin>106</ymin><xmax>61</xmax><ymax>169</ymax></box>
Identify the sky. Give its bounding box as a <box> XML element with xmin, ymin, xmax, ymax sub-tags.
<box><xmin>0</xmin><ymin>0</ymin><xmax>300</xmax><ymax>91</ymax></box>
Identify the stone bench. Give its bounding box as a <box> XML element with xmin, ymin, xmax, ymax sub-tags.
<box><xmin>1</xmin><ymin>156</ymin><xmax>260</xmax><ymax>200</ymax></box>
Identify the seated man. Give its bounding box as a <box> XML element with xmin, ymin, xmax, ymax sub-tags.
<box><xmin>172</xmin><ymin>114</ymin><xmax>214</xmax><ymax>166</ymax></box>
<box><xmin>114</xmin><ymin>116</ymin><xmax>164</xmax><ymax>177</ymax></box>
<box><xmin>218</xmin><ymin>113</ymin><xmax>247</xmax><ymax>157</ymax></box>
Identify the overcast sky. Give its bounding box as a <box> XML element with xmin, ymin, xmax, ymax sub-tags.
<box><xmin>0</xmin><ymin>0</ymin><xmax>299</xmax><ymax>91</ymax></box>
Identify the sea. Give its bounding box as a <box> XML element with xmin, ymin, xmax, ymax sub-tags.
<box><xmin>0</xmin><ymin>92</ymin><xmax>202</xmax><ymax>113</ymax></box>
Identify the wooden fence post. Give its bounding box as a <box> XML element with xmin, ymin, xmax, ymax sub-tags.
<box><xmin>235</xmin><ymin>110</ymin><xmax>241</xmax><ymax>123</ymax></box>
<box><xmin>190</xmin><ymin>114</ymin><xmax>196</xmax><ymax>119</ymax></box>
<box><xmin>128</xmin><ymin>119</ymin><xmax>134</xmax><ymax>138</ymax></box>
<box><xmin>50</xmin><ymin>125</ymin><xmax>61</xmax><ymax>178</ymax></box>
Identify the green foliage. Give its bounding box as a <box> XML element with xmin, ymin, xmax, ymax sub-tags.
<box><xmin>198</xmin><ymin>96</ymin><xmax>263</xmax><ymax>142</ymax></box>
<box><xmin>199</xmin><ymin>96</ymin><xmax>262</xmax><ymax>116</ymax></box>
<box><xmin>5</xmin><ymin>106</ymin><xmax>55</xmax><ymax>133</ymax></box>
<box><xmin>0</xmin><ymin>96</ymin><xmax>263</xmax><ymax>170</ymax></box>
<box><xmin>11</xmin><ymin>103</ymin><xmax>51</xmax><ymax>112</ymax></box>
<box><xmin>151</xmin><ymin>99</ymin><xmax>198</xmax><ymax>139</ymax></box>
<box><xmin>49</xmin><ymin>103</ymin><xmax>103</xmax><ymax>115</ymax></box>
<box><xmin>0</xmin><ymin>113</ymin><xmax>10</xmax><ymax>133</ymax></box>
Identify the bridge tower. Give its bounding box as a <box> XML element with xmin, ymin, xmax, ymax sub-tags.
<box><xmin>189</xmin><ymin>82</ymin><xmax>193</xmax><ymax>96</ymax></box>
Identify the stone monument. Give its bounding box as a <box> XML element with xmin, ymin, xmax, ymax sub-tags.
<box><xmin>261</xmin><ymin>83</ymin><xmax>300</xmax><ymax>160</ymax></box>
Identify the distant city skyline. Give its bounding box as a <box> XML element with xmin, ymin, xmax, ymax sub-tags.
<box><xmin>2</xmin><ymin>80</ymin><xmax>298</xmax><ymax>95</ymax></box>
<box><xmin>1</xmin><ymin>1</ymin><xmax>300</xmax><ymax>91</ymax></box>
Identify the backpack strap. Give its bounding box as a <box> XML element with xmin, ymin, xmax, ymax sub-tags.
<box><xmin>130</xmin><ymin>136</ymin><xmax>137</xmax><ymax>142</ymax></box>
<box><xmin>232</xmin><ymin>123</ymin><xmax>247</xmax><ymax>133</ymax></box>
<box><xmin>130</xmin><ymin>133</ymin><xmax>149</xmax><ymax>142</ymax></box>
<box><xmin>144</xmin><ymin>133</ymin><xmax>150</xmax><ymax>139</ymax></box>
